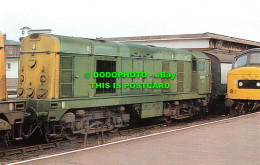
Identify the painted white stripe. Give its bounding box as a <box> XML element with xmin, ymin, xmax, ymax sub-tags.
<box><xmin>6</xmin><ymin>112</ymin><xmax>260</xmax><ymax>165</ymax></box>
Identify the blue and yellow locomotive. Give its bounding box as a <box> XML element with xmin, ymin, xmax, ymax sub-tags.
<box><xmin>226</xmin><ymin>48</ymin><xmax>260</xmax><ymax>115</ymax></box>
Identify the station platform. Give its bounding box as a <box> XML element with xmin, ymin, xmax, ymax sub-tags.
<box><xmin>10</xmin><ymin>113</ymin><xmax>260</xmax><ymax>165</ymax></box>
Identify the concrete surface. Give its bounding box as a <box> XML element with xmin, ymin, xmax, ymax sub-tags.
<box><xmin>12</xmin><ymin>113</ymin><xmax>260</xmax><ymax>165</ymax></box>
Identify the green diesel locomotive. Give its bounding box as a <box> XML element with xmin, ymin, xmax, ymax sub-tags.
<box><xmin>18</xmin><ymin>34</ymin><xmax>211</xmax><ymax>140</ymax></box>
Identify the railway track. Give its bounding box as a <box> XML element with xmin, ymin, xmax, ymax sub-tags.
<box><xmin>0</xmin><ymin>114</ymin><xmax>231</xmax><ymax>162</ymax></box>
<box><xmin>0</xmin><ymin>123</ymin><xmax>167</xmax><ymax>158</ymax></box>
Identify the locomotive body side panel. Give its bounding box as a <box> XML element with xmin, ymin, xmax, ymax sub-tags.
<box><xmin>73</xmin><ymin>56</ymin><xmax>89</xmax><ymax>97</ymax></box>
<box><xmin>190</xmin><ymin>51</ymin><xmax>211</xmax><ymax>94</ymax></box>
<box><xmin>19</xmin><ymin>34</ymin><xmax>211</xmax><ymax>123</ymax></box>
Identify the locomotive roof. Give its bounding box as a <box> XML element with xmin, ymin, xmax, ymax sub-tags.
<box><xmin>49</xmin><ymin>34</ymin><xmax>209</xmax><ymax>61</ymax></box>
<box><xmin>236</xmin><ymin>48</ymin><xmax>260</xmax><ymax>57</ymax></box>
<box><xmin>204</xmin><ymin>51</ymin><xmax>235</xmax><ymax>63</ymax></box>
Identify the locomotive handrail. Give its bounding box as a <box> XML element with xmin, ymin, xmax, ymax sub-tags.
<box><xmin>59</xmin><ymin>51</ymin><xmax>155</xmax><ymax>59</ymax></box>
<box><xmin>20</xmin><ymin>51</ymin><xmax>51</xmax><ymax>54</ymax></box>
<box><xmin>20</xmin><ymin>51</ymin><xmax>156</xmax><ymax>59</ymax></box>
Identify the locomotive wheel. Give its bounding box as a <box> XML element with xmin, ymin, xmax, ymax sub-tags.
<box><xmin>0</xmin><ymin>131</ymin><xmax>10</xmax><ymax>148</ymax></box>
<box><xmin>42</xmin><ymin>124</ymin><xmax>50</xmax><ymax>143</ymax></box>
<box><xmin>241</xmin><ymin>104</ymin><xmax>248</xmax><ymax>115</ymax></box>
<box><xmin>164</xmin><ymin>116</ymin><xmax>172</xmax><ymax>124</ymax></box>
<box><xmin>44</xmin><ymin>132</ymin><xmax>50</xmax><ymax>143</ymax></box>
<box><xmin>65</xmin><ymin>130</ymin><xmax>79</xmax><ymax>141</ymax></box>
<box><xmin>229</xmin><ymin>107</ymin><xmax>238</xmax><ymax>117</ymax></box>
<box><xmin>109</xmin><ymin>127</ymin><xmax>118</xmax><ymax>133</ymax></box>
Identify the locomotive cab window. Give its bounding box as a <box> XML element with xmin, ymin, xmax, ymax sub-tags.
<box><xmin>96</xmin><ymin>60</ymin><xmax>116</xmax><ymax>94</ymax></box>
<box><xmin>249</xmin><ymin>53</ymin><xmax>260</xmax><ymax>64</ymax></box>
<box><xmin>233</xmin><ymin>55</ymin><xmax>247</xmax><ymax>68</ymax></box>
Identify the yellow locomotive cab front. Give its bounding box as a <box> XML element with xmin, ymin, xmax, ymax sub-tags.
<box><xmin>226</xmin><ymin>48</ymin><xmax>260</xmax><ymax>115</ymax></box>
<box><xmin>18</xmin><ymin>34</ymin><xmax>60</xmax><ymax>99</ymax></box>
<box><xmin>227</xmin><ymin>67</ymin><xmax>260</xmax><ymax>100</ymax></box>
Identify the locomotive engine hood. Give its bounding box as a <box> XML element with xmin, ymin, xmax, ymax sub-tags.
<box><xmin>18</xmin><ymin>34</ymin><xmax>60</xmax><ymax>99</ymax></box>
<box><xmin>228</xmin><ymin>66</ymin><xmax>260</xmax><ymax>76</ymax></box>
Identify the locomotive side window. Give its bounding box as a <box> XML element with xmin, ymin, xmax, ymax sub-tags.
<box><xmin>96</xmin><ymin>60</ymin><xmax>116</xmax><ymax>94</ymax></box>
<box><xmin>249</xmin><ymin>53</ymin><xmax>260</xmax><ymax>64</ymax></box>
<box><xmin>192</xmin><ymin>59</ymin><xmax>197</xmax><ymax>71</ymax></box>
<box><xmin>233</xmin><ymin>55</ymin><xmax>247</xmax><ymax>68</ymax></box>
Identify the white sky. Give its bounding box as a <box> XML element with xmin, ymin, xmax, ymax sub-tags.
<box><xmin>1</xmin><ymin>0</ymin><xmax>260</xmax><ymax>42</ymax></box>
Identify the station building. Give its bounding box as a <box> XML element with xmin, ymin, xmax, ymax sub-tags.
<box><xmin>103</xmin><ymin>32</ymin><xmax>260</xmax><ymax>85</ymax></box>
<box><xmin>3</xmin><ymin>34</ymin><xmax>20</xmax><ymax>91</ymax></box>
